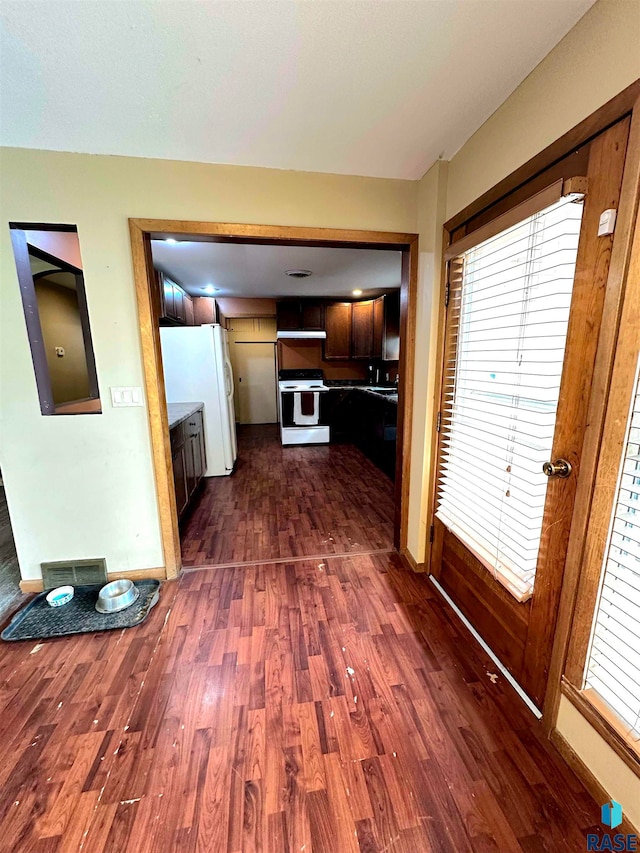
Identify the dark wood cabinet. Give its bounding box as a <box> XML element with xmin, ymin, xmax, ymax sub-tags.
<box><xmin>275</xmin><ymin>293</ymin><xmax>400</xmax><ymax>361</ymax></box>
<box><xmin>193</xmin><ymin>296</ymin><xmax>217</xmax><ymax>325</ymax></box>
<box><xmin>301</xmin><ymin>301</ymin><xmax>324</xmax><ymax>330</ymax></box>
<box><xmin>324</xmin><ymin>302</ymin><xmax>352</xmax><ymax>360</ymax></box>
<box><xmin>158</xmin><ymin>271</ymin><xmax>195</xmax><ymax>326</ymax></box>
<box><xmin>277</xmin><ymin>299</ymin><xmax>325</xmax><ymax>331</ymax></box>
<box><xmin>372</xmin><ymin>292</ymin><xmax>400</xmax><ymax>361</ymax></box>
<box><xmin>351</xmin><ymin>299</ymin><xmax>375</xmax><ymax>359</ymax></box>
<box><xmin>170</xmin><ymin>407</ymin><xmax>206</xmax><ymax>520</ymax></box>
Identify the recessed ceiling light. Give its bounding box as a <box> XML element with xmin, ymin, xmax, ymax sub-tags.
<box><xmin>352</xmin><ymin>289</ymin><xmax>363</xmax><ymax>296</ymax></box>
<box><xmin>202</xmin><ymin>285</ymin><xmax>218</xmax><ymax>294</ymax></box>
<box><xmin>285</xmin><ymin>269</ymin><xmax>312</xmax><ymax>279</ymax></box>
<box><xmin>164</xmin><ymin>238</ymin><xmax>177</xmax><ymax>244</ymax></box>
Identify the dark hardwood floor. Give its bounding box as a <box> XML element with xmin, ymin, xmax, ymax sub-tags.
<box><xmin>181</xmin><ymin>425</ymin><xmax>395</xmax><ymax>567</ymax></box>
<box><xmin>0</xmin><ymin>551</ymin><xmax>601</xmax><ymax>852</ymax></box>
<box><xmin>0</xmin><ymin>483</ymin><xmax>22</xmax><ymax>618</ymax></box>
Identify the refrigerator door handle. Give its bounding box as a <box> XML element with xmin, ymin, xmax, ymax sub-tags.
<box><xmin>224</xmin><ymin>360</ymin><xmax>234</xmax><ymax>399</ymax></box>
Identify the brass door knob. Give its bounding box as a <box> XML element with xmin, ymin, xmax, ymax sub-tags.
<box><xmin>542</xmin><ymin>459</ymin><xmax>572</xmax><ymax>478</ymax></box>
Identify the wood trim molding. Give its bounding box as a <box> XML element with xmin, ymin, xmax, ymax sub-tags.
<box><xmin>549</xmin><ymin>727</ymin><xmax>639</xmax><ymax>836</ymax></box>
<box><xmin>400</xmin><ymin>547</ymin><xmax>425</xmax><ymax>573</ymax></box>
<box><xmin>445</xmin><ymin>79</ymin><xmax>640</xmax><ymax>233</ymax></box>
<box><xmin>19</xmin><ymin>566</ymin><xmax>167</xmax><ymax>594</ymax></box>
<box><xmin>544</xmin><ymin>96</ymin><xmax>640</xmax><ymax>731</ymax></box>
<box><xmin>129</xmin><ymin>219</ymin><xmax>418</xmax><ymax>579</ymax></box>
<box><xmin>561</xmin><ymin>679</ymin><xmax>640</xmax><ymax>778</ymax></box>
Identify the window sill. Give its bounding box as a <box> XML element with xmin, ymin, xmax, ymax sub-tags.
<box><xmin>561</xmin><ymin>677</ymin><xmax>640</xmax><ymax>778</ymax></box>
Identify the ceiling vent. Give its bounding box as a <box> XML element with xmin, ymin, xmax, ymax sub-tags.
<box><xmin>40</xmin><ymin>558</ymin><xmax>108</xmax><ymax>590</ymax></box>
<box><xmin>285</xmin><ymin>269</ymin><xmax>312</xmax><ymax>279</ymax></box>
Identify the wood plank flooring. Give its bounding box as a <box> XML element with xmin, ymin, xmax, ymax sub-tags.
<box><xmin>0</xmin><ymin>552</ymin><xmax>602</xmax><ymax>852</ymax></box>
<box><xmin>181</xmin><ymin>425</ymin><xmax>395</xmax><ymax>567</ymax></box>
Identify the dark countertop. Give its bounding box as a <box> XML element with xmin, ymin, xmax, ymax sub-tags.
<box><xmin>324</xmin><ymin>384</ymin><xmax>398</xmax><ymax>404</ymax></box>
<box><xmin>167</xmin><ymin>402</ymin><xmax>204</xmax><ymax>430</ymax></box>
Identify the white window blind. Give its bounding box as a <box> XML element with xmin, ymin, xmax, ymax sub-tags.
<box><xmin>436</xmin><ymin>194</ymin><xmax>584</xmax><ymax>602</ymax></box>
<box><xmin>585</xmin><ymin>357</ymin><xmax>640</xmax><ymax>740</ymax></box>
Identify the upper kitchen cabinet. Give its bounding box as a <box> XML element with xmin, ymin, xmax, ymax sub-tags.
<box><xmin>373</xmin><ymin>291</ymin><xmax>400</xmax><ymax>361</ymax></box>
<box><xmin>276</xmin><ymin>299</ymin><xmax>325</xmax><ymax>331</ymax></box>
<box><xmin>193</xmin><ymin>296</ymin><xmax>218</xmax><ymax>325</ymax></box>
<box><xmin>324</xmin><ymin>302</ymin><xmax>352</xmax><ymax>360</ymax></box>
<box><xmin>351</xmin><ymin>299</ymin><xmax>375</xmax><ymax>359</ymax></box>
<box><xmin>157</xmin><ymin>270</ymin><xmax>195</xmax><ymax>326</ymax></box>
<box><xmin>300</xmin><ymin>301</ymin><xmax>325</xmax><ymax>330</ymax></box>
<box><xmin>276</xmin><ymin>300</ymin><xmax>301</xmax><ymax>330</ymax></box>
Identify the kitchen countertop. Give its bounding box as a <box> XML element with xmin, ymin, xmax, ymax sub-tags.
<box><xmin>167</xmin><ymin>402</ymin><xmax>204</xmax><ymax>430</ymax></box>
<box><xmin>324</xmin><ymin>384</ymin><xmax>398</xmax><ymax>404</ymax></box>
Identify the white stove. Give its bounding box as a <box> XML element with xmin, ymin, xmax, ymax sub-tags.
<box><xmin>278</xmin><ymin>370</ymin><xmax>330</xmax><ymax>445</ymax></box>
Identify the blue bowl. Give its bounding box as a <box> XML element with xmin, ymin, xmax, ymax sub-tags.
<box><xmin>46</xmin><ymin>585</ymin><xmax>74</xmax><ymax>607</ymax></box>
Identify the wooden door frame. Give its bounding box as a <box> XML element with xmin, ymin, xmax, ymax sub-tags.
<box><xmin>425</xmin><ymin>80</ymin><xmax>640</xmax><ymax>719</ymax></box>
<box><xmin>129</xmin><ymin>219</ymin><xmax>419</xmax><ymax>580</ymax></box>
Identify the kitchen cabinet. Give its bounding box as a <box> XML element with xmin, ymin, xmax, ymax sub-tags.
<box><xmin>276</xmin><ymin>299</ymin><xmax>324</xmax><ymax>331</ymax></box>
<box><xmin>157</xmin><ymin>270</ymin><xmax>195</xmax><ymax>326</ymax></box>
<box><xmin>169</xmin><ymin>405</ymin><xmax>206</xmax><ymax>519</ymax></box>
<box><xmin>193</xmin><ymin>296</ymin><xmax>218</xmax><ymax>325</ymax></box>
<box><xmin>324</xmin><ymin>302</ymin><xmax>352</xmax><ymax>360</ymax></box>
<box><xmin>351</xmin><ymin>299</ymin><xmax>375</xmax><ymax>359</ymax></box>
<box><xmin>301</xmin><ymin>301</ymin><xmax>324</xmax><ymax>330</ymax></box>
<box><xmin>374</xmin><ymin>292</ymin><xmax>400</xmax><ymax>361</ymax></box>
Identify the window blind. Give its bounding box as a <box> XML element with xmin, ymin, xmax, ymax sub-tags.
<box><xmin>436</xmin><ymin>193</ymin><xmax>584</xmax><ymax>602</ymax></box>
<box><xmin>585</xmin><ymin>357</ymin><xmax>640</xmax><ymax>740</ymax></box>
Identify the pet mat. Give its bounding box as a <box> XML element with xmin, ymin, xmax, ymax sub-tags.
<box><xmin>1</xmin><ymin>580</ymin><xmax>160</xmax><ymax>642</ymax></box>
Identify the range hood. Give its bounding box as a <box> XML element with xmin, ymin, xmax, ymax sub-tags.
<box><xmin>277</xmin><ymin>330</ymin><xmax>327</xmax><ymax>340</ymax></box>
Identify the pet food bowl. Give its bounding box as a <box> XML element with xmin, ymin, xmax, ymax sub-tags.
<box><xmin>95</xmin><ymin>579</ymin><xmax>139</xmax><ymax>614</ymax></box>
<box><xmin>46</xmin><ymin>585</ymin><xmax>74</xmax><ymax>608</ymax></box>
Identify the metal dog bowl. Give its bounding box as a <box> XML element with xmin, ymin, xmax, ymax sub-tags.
<box><xmin>95</xmin><ymin>579</ymin><xmax>140</xmax><ymax>614</ymax></box>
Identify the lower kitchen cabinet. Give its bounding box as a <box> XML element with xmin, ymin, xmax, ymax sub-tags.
<box><xmin>169</xmin><ymin>406</ymin><xmax>207</xmax><ymax>519</ymax></box>
<box><xmin>323</xmin><ymin>389</ymin><xmax>397</xmax><ymax>479</ymax></box>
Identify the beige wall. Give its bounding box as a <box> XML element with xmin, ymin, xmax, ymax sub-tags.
<box><xmin>0</xmin><ymin>149</ymin><xmax>416</xmax><ymax>581</ymax></box>
<box><xmin>35</xmin><ymin>278</ymin><xmax>91</xmax><ymax>404</ymax></box>
<box><xmin>557</xmin><ymin>698</ymin><xmax>640</xmax><ymax>829</ymax></box>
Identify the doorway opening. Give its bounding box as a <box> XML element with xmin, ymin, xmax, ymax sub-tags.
<box><xmin>130</xmin><ymin>222</ymin><xmax>418</xmax><ymax>578</ymax></box>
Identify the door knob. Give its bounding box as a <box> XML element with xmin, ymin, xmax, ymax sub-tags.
<box><xmin>542</xmin><ymin>458</ymin><xmax>572</xmax><ymax>478</ymax></box>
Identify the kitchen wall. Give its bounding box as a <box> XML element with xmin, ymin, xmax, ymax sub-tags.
<box><xmin>278</xmin><ymin>339</ymin><xmax>369</xmax><ymax>381</ymax></box>
<box><xmin>0</xmin><ymin>152</ymin><xmax>416</xmax><ymax>581</ymax></box>
<box><xmin>410</xmin><ymin>0</ymin><xmax>640</xmax><ymax>827</ymax></box>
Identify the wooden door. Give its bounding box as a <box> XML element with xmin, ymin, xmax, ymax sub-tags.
<box><xmin>325</xmin><ymin>302</ymin><xmax>352</xmax><ymax>360</ymax></box>
<box><xmin>232</xmin><ymin>342</ymin><xmax>277</xmax><ymax>424</ymax></box>
<box><xmin>352</xmin><ymin>300</ymin><xmax>374</xmax><ymax>359</ymax></box>
<box><xmin>431</xmin><ymin>118</ymin><xmax>631</xmax><ymax>709</ymax></box>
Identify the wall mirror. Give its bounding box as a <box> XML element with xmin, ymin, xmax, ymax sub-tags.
<box><xmin>9</xmin><ymin>223</ymin><xmax>101</xmax><ymax>415</ymax></box>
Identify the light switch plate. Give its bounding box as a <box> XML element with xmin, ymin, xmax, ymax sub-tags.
<box><xmin>110</xmin><ymin>386</ymin><xmax>144</xmax><ymax>407</ymax></box>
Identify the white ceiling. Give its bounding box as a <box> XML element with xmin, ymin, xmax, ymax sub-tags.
<box><xmin>150</xmin><ymin>240</ymin><xmax>402</xmax><ymax>298</ymax></box>
<box><xmin>0</xmin><ymin>0</ymin><xmax>594</xmax><ymax>180</ymax></box>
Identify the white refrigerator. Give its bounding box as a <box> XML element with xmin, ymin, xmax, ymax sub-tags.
<box><xmin>160</xmin><ymin>324</ymin><xmax>237</xmax><ymax>476</ymax></box>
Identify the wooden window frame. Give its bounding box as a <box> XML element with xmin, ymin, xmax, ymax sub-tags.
<box><xmin>426</xmin><ymin>80</ymin><xmax>640</xmax><ymax>740</ymax></box>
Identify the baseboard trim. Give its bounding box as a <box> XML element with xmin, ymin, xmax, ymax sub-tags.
<box><xmin>400</xmin><ymin>547</ymin><xmax>425</xmax><ymax>573</ymax></box>
<box><xmin>19</xmin><ymin>566</ymin><xmax>167</xmax><ymax>593</ymax></box>
<box><xmin>549</xmin><ymin>728</ymin><xmax>639</xmax><ymax>836</ymax></box>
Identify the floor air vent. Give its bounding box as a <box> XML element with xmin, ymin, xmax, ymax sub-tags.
<box><xmin>41</xmin><ymin>558</ymin><xmax>108</xmax><ymax>590</ymax></box>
